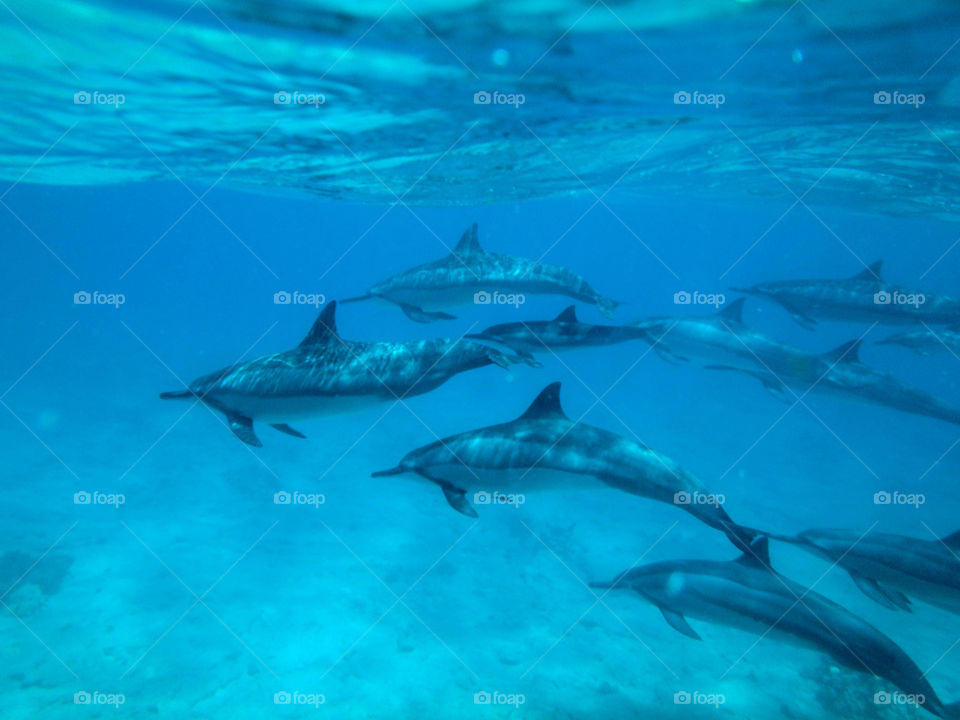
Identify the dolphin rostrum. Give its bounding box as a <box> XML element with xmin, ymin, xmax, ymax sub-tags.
<box><xmin>465</xmin><ymin>305</ymin><xmax>647</xmax><ymax>355</ymax></box>
<box><xmin>372</xmin><ymin>381</ymin><xmax>758</xmax><ymax>551</ymax></box>
<box><xmin>776</xmin><ymin>528</ymin><xmax>960</xmax><ymax>615</ymax></box>
<box><xmin>634</xmin><ymin>299</ymin><xmax>960</xmax><ymax>426</ymax></box>
<box><xmin>592</xmin><ymin>537</ymin><xmax>959</xmax><ymax>718</ymax></box>
<box><xmin>877</xmin><ymin>328</ymin><xmax>960</xmax><ymax>356</ymax></box>
<box><xmin>731</xmin><ymin>261</ymin><xmax>960</xmax><ymax>329</ymax></box>
<box><xmin>159</xmin><ymin>301</ymin><xmax>534</xmax><ymax>446</ymax></box>
<box><xmin>342</xmin><ymin>223</ymin><xmax>620</xmax><ymax>322</ymax></box>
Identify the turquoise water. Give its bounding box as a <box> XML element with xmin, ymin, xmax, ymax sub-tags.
<box><xmin>3</xmin><ymin>2</ymin><xmax>960</xmax><ymax>718</ymax></box>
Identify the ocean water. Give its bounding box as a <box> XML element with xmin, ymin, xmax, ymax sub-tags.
<box><xmin>3</xmin><ymin>1</ymin><xmax>960</xmax><ymax>718</ymax></box>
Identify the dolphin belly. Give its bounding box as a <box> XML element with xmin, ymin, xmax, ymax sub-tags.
<box><xmin>417</xmin><ymin>462</ymin><xmax>604</xmax><ymax>494</ymax></box>
<box><xmin>207</xmin><ymin>391</ymin><xmax>386</xmax><ymax>422</ymax></box>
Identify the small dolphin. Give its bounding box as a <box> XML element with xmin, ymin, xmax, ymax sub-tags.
<box><xmin>634</xmin><ymin>299</ymin><xmax>960</xmax><ymax>427</ymax></box>
<box><xmin>731</xmin><ymin>261</ymin><xmax>960</xmax><ymax>329</ymax></box>
<box><xmin>342</xmin><ymin>223</ymin><xmax>620</xmax><ymax>322</ymax></box>
<box><xmin>466</xmin><ymin>305</ymin><xmax>647</xmax><ymax>355</ymax></box>
<box><xmin>878</xmin><ymin>328</ymin><xmax>960</xmax><ymax>356</ymax></box>
<box><xmin>777</xmin><ymin>528</ymin><xmax>960</xmax><ymax>615</ymax></box>
<box><xmin>592</xmin><ymin>537</ymin><xmax>959</xmax><ymax>718</ymax></box>
<box><xmin>160</xmin><ymin>301</ymin><xmax>533</xmax><ymax>446</ymax></box>
<box><xmin>372</xmin><ymin>381</ymin><xmax>758</xmax><ymax>551</ymax></box>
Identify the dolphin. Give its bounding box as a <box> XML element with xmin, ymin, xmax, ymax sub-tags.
<box><xmin>159</xmin><ymin>301</ymin><xmax>534</xmax><ymax>446</ymax></box>
<box><xmin>877</xmin><ymin>328</ymin><xmax>960</xmax><ymax>356</ymax></box>
<box><xmin>776</xmin><ymin>528</ymin><xmax>960</xmax><ymax>615</ymax></box>
<box><xmin>341</xmin><ymin>223</ymin><xmax>620</xmax><ymax>322</ymax></box>
<box><xmin>465</xmin><ymin>305</ymin><xmax>647</xmax><ymax>355</ymax></box>
<box><xmin>372</xmin><ymin>381</ymin><xmax>758</xmax><ymax>551</ymax></box>
<box><xmin>633</xmin><ymin>299</ymin><xmax>960</xmax><ymax>426</ymax></box>
<box><xmin>592</xmin><ymin>537</ymin><xmax>958</xmax><ymax>718</ymax></box>
<box><xmin>731</xmin><ymin>261</ymin><xmax>960</xmax><ymax>329</ymax></box>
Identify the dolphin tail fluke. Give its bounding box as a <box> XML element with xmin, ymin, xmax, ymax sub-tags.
<box><xmin>596</xmin><ymin>296</ymin><xmax>621</xmax><ymax>319</ymax></box>
<box><xmin>159</xmin><ymin>389</ymin><xmax>194</xmax><ymax>400</ymax></box>
<box><xmin>371</xmin><ymin>466</ymin><xmax>405</xmax><ymax>477</ymax></box>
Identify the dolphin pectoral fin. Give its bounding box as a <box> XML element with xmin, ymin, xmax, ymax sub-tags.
<box><xmin>400</xmin><ymin>303</ymin><xmax>456</xmax><ymax>323</ymax></box>
<box><xmin>791</xmin><ymin>312</ymin><xmax>817</xmax><ymax>331</ymax></box>
<box><xmin>654</xmin><ymin>345</ymin><xmax>689</xmax><ymax>365</ymax></box>
<box><xmin>659</xmin><ymin>606</ymin><xmax>701</xmax><ymax>640</ymax></box>
<box><xmin>227</xmin><ymin>413</ymin><xmax>262</xmax><ymax>447</ymax></box>
<box><xmin>849</xmin><ymin>572</ymin><xmax>912</xmax><ymax>612</ymax></box>
<box><xmin>440</xmin><ymin>483</ymin><xmax>478</xmax><ymax>518</ymax></box>
<box><xmin>271</xmin><ymin>423</ymin><xmax>306</xmax><ymax>438</ymax></box>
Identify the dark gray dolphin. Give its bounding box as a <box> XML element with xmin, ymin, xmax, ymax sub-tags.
<box><xmin>634</xmin><ymin>299</ymin><xmax>960</xmax><ymax>427</ymax></box>
<box><xmin>342</xmin><ymin>223</ymin><xmax>620</xmax><ymax>322</ymax></box>
<box><xmin>877</xmin><ymin>328</ymin><xmax>960</xmax><ymax>356</ymax></box>
<box><xmin>372</xmin><ymin>381</ymin><xmax>759</xmax><ymax>551</ymax></box>
<box><xmin>159</xmin><ymin>301</ymin><xmax>533</xmax><ymax>446</ymax></box>
<box><xmin>592</xmin><ymin>537</ymin><xmax>958</xmax><ymax>717</ymax></box>
<box><xmin>777</xmin><ymin>528</ymin><xmax>960</xmax><ymax>615</ymax></box>
<box><xmin>731</xmin><ymin>261</ymin><xmax>960</xmax><ymax>329</ymax></box>
<box><xmin>465</xmin><ymin>305</ymin><xmax>647</xmax><ymax>355</ymax></box>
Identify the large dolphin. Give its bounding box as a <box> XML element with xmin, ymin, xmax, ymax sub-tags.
<box><xmin>342</xmin><ymin>223</ymin><xmax>620</xmax><ymax>322</ymax></box>
<box><xmin>776</xmin><ymin>528</ymin><xmax>960</xmax><ymax>615</ymax></box>
<box><xmin>466</xmin><ymin>305</ymin><xmax>647</xmax><ymax>355</ymax></box>
<box><xmin>372</xmin><ymin>382</ymin><xmax>758</xmax><ymax>551</ymax></box>
<box><xmin>731</xmin><ymin>261</ymin><xmax>960</xmax><ymax>329</ymax></box>
<box><xmin>592</xmin><ymin>537</ymin><xmax>958</xmax><ymax>718</ymax></box>
<box><xmin>633</xmin><ymin>299</ymin><xmax>960</xmax><ymax>426</ymax></box>
<box><xmin>878</xmin><ymin>328</ymin><xmax>960</xmax><ymax>356</ymax></box>
<box><xmin>159</xmin><ymin>301</ymin><xmax>533</xmax><ymax>446</ymax></box>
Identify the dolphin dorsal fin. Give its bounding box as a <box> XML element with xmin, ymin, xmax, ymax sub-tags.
<box><xmin>299</xmin><ymin>301</ymin><xmax>339</xmax><ymax>347</ymax></box>
<box><xmin>454</xmin><ymin>223</ymin><xmax>482</xmax><ymax>255</ymax></box>
<box><xmin>520</xmin><ymin>382</ymin><xmax>567</xmax><ymax>420</ymax></box>
<box><xmin>735</xmin><ymin>535</ymin><xmax>771</xmax><ymax>568</ymax></box>
<box><xmin>718</xmin><ymin>297</ymin><xmax>746</xmax><ymax>324</ymax></box>
<box><xmin>823</xmin><ymin>339</ymin><xmax>861</xmax><ymax>364</ymax></box>
<box><xmin>941</xmin><ymin>530</ymin><xmax>960</xmax><ymax>549</ymax></box>
<box><xmin>853</xmin><ymin>260</ymin><xmax>883</xmax><ymax>281</ymax></box>
<box><xmin>554</xmin><ymin>305</ymin><xmax>578</xmax><ymax>323</ymax></box>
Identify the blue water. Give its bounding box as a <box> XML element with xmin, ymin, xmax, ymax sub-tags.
<box><xmin>4</xmin><ymin>1</ymin><xmax>960</xmax><ymax>718</ymax></box>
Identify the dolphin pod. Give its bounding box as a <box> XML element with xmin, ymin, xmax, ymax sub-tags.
<box><xmin>161</xmin><ymin>228</ymin><xmax>960</xmax><ymax>715</ymax></box>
